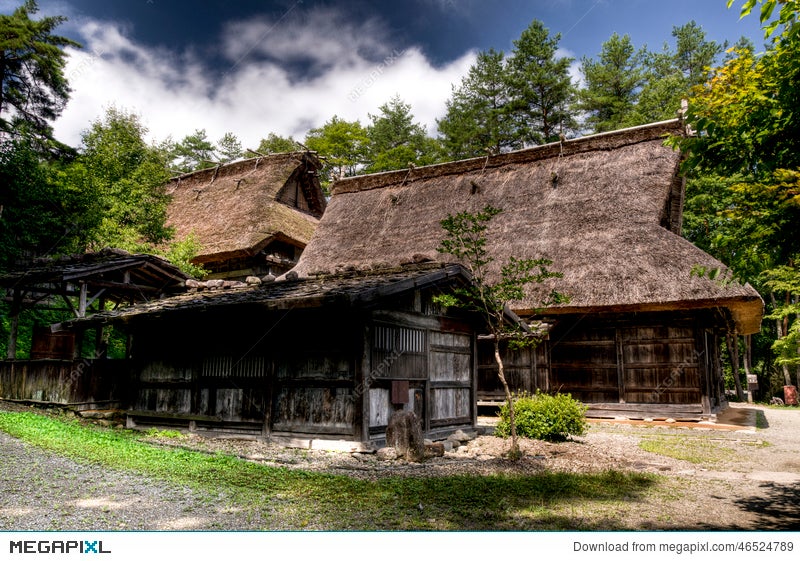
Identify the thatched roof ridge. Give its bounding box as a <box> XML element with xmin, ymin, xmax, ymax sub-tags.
<box><xmin>166</xmin><ymin>152</ymin><xmax>326</xmax><ymax>264</ymax></box>
<box><xmin>292</xmin><ymin>120</ymin><xmax>763</xmax><ymax>334</ymax></box>
<box><xmin>333</xmin><ymin>119</ymin><xmax>685</xmax><ymax>196</ymax></box>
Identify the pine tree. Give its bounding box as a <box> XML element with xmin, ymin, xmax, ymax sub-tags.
<box><xmin>437</xmin><ymin>49</ymin><xmax>519</xmax><ymax>159</ymax></box>
<box><xmin>578</xmin><ymin>33</ymin><xmax>645</xmax><ymax>133</ymax></box>
<box><xmin>506</xmin><ymin>20</ymin><xmax>576</xmax><ymax>145</ymax></box>
<box><xmin>0</xmin><ymin>0</ymin><xmax>80</xmax><ymax>148</ymax></box>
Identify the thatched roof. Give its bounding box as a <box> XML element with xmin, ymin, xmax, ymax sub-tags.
<box><xmin>166</xmin><ymin>152</ymin><xmax>326</xmax><ymax>265</ymax></box>
<box><xmin>292</xmin><ymin>120</ymin><xmax>763</xmax><ymax>334</ymax></box>
<box><xmin>60</xmin><ymin>263</ymin><xmax>472</xmax><ymax>328</ymax></box>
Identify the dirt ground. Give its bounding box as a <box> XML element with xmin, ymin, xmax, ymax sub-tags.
<box><xmin>1</xmin><ymin>401</ymin><xmax>799</xmax><ymax>530</ymax></box>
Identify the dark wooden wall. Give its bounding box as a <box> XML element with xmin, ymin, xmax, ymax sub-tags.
<box><xmin>476</xmin><ymin>340</ymin><xmax>548</xmax><ymax>403</ymax></box>
<box><xmin>547</xmin><ymin>311</ymin><xmax>725</xmax><ymax>419</ymax></box>
<box><xmin>365</xmin><ymin>289</ymin><xmax>477</xmax><ymax>441</ymax></box>
<box><xmin>0</xmin><ymin>358</ymin><xmax>129</xmax><ymax>409</ymax></box>
<box><xmin>128</xmin><ymin>308</ymin><xmax>361</xmax><ymax>439</ymax></box>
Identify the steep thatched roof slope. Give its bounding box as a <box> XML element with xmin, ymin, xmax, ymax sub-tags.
<box><xmin>166</xmin><ymin>152</ymin><xmax>326</xmax><ymax>264</ymax></box>
<box><xmin>293</xmin><ymin>120</ymin><xmax>762</xmax><ymax>334</ymax></box>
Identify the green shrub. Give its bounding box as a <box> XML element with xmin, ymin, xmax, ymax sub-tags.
<box><xmin>495</xmin><ymin>392</ymin><xmax>588</xmax><ymax>442</ymax></box>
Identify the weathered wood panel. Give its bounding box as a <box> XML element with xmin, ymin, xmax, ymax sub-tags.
<box><xmin>430</xmin><ymin>388</ymin><xmax>470</xmax><ymax>421</ymax></box>
<box><xmin>272</xmin><ymin>386</ymin><xmax>355</xmax><ymax>435</ymax></box>
<box><xmin>551</xmin><ymin>325</ymin><xmax>620</xmax><ymax>403</ymax></box>
<box><xmin>476</xmin><ymin>340</ymin><xmax>543</xmax><ymax>401</ymax></box>
<box><xmin>276</xmin><ymin>355</ymin><xmax>351</xmax><ymax>380</ymax></box>
<box><xmin>547</xmin><ymin>313</ymin><xmax>716</xmax><ymax>410</ymax></box>
<box><xmin>30</xmin><ymin>328</ymin><xmax>75</xmax><ymax>360</ymax></box>
<box><xmin>367</xmin><ymin>385</ymin><xmax>423</xmax><ymax>429</ymax></box>
<box><xmin>371</xmin><ymin>324</ymin><xmax>427</xmax><ymax>379</ymax></box>
<box><xmin>0</xmin><ymin>359</ymin><xmax>129</xmax><ymax>407</ymax></box>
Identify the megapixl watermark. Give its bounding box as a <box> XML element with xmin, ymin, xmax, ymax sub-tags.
<box><xmin>649</xmin><ymin>349</ymin><xmax>705</xmax><ymax>403</ymax></box>
<box><xmin>353</xmin><ymin>348</ymin><xmax>403</xmax><ymax>398</ymax></box>
<box><xmin>9</xmin><ymin>540</ymin><xmax>110</xmax><ymax>554</ymax></box>
<box><xmin>347</xmin><ymin>48</ymin><xmax>406</xmax><ymax>102</ymax></box>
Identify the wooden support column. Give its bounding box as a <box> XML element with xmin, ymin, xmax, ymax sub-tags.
<box><xmin>77</xmin><ymin>282</ymin><xmax>88</xmax><ymax>318</ymax></box>
<box><xmin>615</xmin><ymin>327</ymin><xmax>625</xmax><ymax>403</ymax></box>
<box><xmin>6</xmin><ymin>288</ymin><xmax>22</xmax><ymax>359</ymax></box>
<box><xmin>95</xmin><ymin>297</ymin><xmax>107</xmax><ymax>358</ymax></box>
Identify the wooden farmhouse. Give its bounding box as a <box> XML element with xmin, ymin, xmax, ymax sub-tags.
<box><xmin>166</xmin><ymin>152</ymin><xmax>326</xmax><ymax>281</ymax></box>
<box><xmin>63</xmin><ymin>264</ymin><xmax>498</xmax><ymax>448</ymax></box>
<box><xmin>291</xmin><ymin>119</ymin><xmax>764</xmax><ymax>421</ymax></box>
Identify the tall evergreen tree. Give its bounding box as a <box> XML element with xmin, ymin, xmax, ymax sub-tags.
<box><xmin>365</xmin><ymin>96</ymin><xmax>440</xmax><ymax>172</ymax></box>
<box><xmin>506</xmin><ymin>20</ymin><xmax>576</xmax><ymax>145</ymax></box>
<box><xmin>0</xmin><ymin>0</ymin><xmax>80</xmax><ymax>146</ymax></box>
<box><xmin>578</xmin><ymin>33</ymin><xmax>645</xmax><ymax>133</ymax></box>
<box><xmin>437</xmin><ymin>49</ymin><xmax>519</xmax><ymax>159</ymax></box>
<box><xmin>636</xmin><ymin>21</ymin><xmax>724</xmax><ymax>123</ymax></box>
<box><xmin>216</xmin><ymin>132</ymin><xmax>242</xmax><ymax>163</ymax></box>
<box><xmin>171</xmin><ymin>129</ymin><xmax>216</xmax><ymax>172</ymax></box>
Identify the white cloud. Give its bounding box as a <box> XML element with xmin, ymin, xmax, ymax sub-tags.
<box><xmin>53</xmin><ymin>10</ymin><xmax>476</xmax><ymax>150</ymax></box>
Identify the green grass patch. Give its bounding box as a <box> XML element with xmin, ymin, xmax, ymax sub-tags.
<box><xmin>638</xmin><ymin>435</ymin><xmax>735</xmax><ymax>465</ymax></box>
<box><xmin>0</xmin><ymin>411</ymin><xmax>660</xmax><ymax>530</ymax></box>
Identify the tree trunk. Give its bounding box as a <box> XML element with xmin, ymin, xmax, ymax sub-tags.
<box><xmin>770</xmin><ymin>293</ymin><xmax>793</xmax><ymax>385</ymax></box>
<box><xmin>742</xmin><ymin>334</ymin><xmax>753</xmax><ymax>401</ymax></box>
<box><xmin>726</xmin><ymin>332</ymin><xmax>744</xmax><ymax>401</ymax></box>
<box><xmin>494</xmin><ymin>339</ymin><xmax>520</xmax><ymax>460</ymax></box>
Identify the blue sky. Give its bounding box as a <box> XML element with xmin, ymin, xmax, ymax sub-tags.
<box><xmin>2</xmin><ymin>0</ymin><xmax>767</xmax><ymax>149</ymax></box>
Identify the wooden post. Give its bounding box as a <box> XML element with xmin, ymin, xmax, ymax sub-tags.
<box><xmin>615</xmin><ymin>327</ymin><xmax>625</xmax><ymax>403</ymax></box>
<box><xmin>95</xmin><ymin>297</ymin><xmax>107</xmax><ymax>357</ymax></box>
<box><xmin>6</xmin><ymin>289</ymin><xmax>21</xmax><ymax>360</ymax></box>
<box><xmin>77</xmin><ymin>282</ymin><xmax>88</xmax><ymax>318</ymax></box>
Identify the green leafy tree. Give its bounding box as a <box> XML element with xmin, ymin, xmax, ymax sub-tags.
<box><xmin>434</xmin><ymin>205</ymin><xmax>567</xmax><ymax>459</ymax></box>
<box><xmin>304</xmin><ymin>116</ymin><xmax>368</xmax><ymax>187</ymax></box>
<box><xmin>578</xmin><ymin>33</ymin><xmax>646</xmax><ymax>133</ymax></box>
<box><xmin>437</xmin><ymin>49</ymin><xmax>519</xmax><ymax>159</ymax></box>
<box><xmin>216</xmin><ymin>132</ymin><xmax>242</xmax><ymax>163</ymax></box>
<box><xmin>672</xmin><ymin>3</ymin><xmax>800</xmax><ymax>389</ymax></box>
<box><xmin>365</xmin><ymin>95</ymin><xmax>441</xmax><ymax>172</ymax></box>
<box><xmin>730</xmin><ymin>0</ymin><xmax>800</xmax><ymax>39</ymax></box>
<box><xmin>73</xmin><ymin>107</ymin><xmax>173</xmax><ymax>251</ymax></box>
<box><xmin>0</xmin><ymin>140</ymin><xmax>75</xmax><ymax>271</ymax></box>
<box><xmin>255</xmin><ymin>132</ymin><xmax>298</xmax><ymax>155</ymax></box>
<box><xmin>635</xmin><ymin>21</ymin><xmax>724</xmax><ymax>123</ymax></box>
<box><xmin>0</xmin><ymin>0</ymin><xmax>80</xmax><ymax>146</ymax></box>
<box><xmin>165</xmin><ymin>232</ymin><xmax>208</xmax><ymax>279</ymax></box>
<box><xmin>171</xmin><ymin>129</ymin><xmax>216</xmax><ymax>172</ymax></box>
<box><xmin>506</xmin><ymin>20</ymin><xmax>576</xmax><ymax>144</ymax></box>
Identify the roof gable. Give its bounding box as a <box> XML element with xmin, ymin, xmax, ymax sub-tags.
<box><xmin>166</xmin><ymin>152</ymin><xmax>326</xmax><ymax>264</ymax></box>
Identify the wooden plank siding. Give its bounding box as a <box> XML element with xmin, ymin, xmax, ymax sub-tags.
<box><xmin>120</xmin><ymin>281</ymin><xmax>481</xmax><ymax>444</ymax></box>
<box><xmin>475</xmin><ymin>311</ymin><xmax>728</xmax><ymax>420</ymax></box>
<box><xmin>546</xmin><ymin>312</ymin><xmax>726</xmax><ymax>419</ymax></box>
<box><xmin>0</xmin><ymin>358</ymin><xmax>129</xmax><ymax>409</ymax></box>
<box><xmin>476</xmin><ymin>341</ymin><xmax>548</xmax><ymax>403</ymax></box>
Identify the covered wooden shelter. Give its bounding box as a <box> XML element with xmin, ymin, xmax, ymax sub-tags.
<box><xmin>0</xmin><ymin>248</ymin><xmax>189</xmax><ymax>359</ymax></box>
<box><xmin>62</xmin><ymin>264</ymin><xmax>491</xmax><ymax>447</ymax></box>
<box><xmin>166</xmin><ymin>152</ymin><xmax>326</xmax><ymax>280</ymax></box>
<box><xmin>290</xmin><ymin>119</ymin><xmax>764</xmax><ymax>420</ymax></box>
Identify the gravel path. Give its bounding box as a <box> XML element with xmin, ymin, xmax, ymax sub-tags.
<box><xmin>1</xmin><ymin>402</ymin><xmax>798</xmax><ymax>530</ymax></box>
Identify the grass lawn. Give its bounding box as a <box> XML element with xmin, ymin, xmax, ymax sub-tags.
<box><xmin>0</xmin><ymin>410</ymin><xmax>661</xmax><ymax>530</ymax></box>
